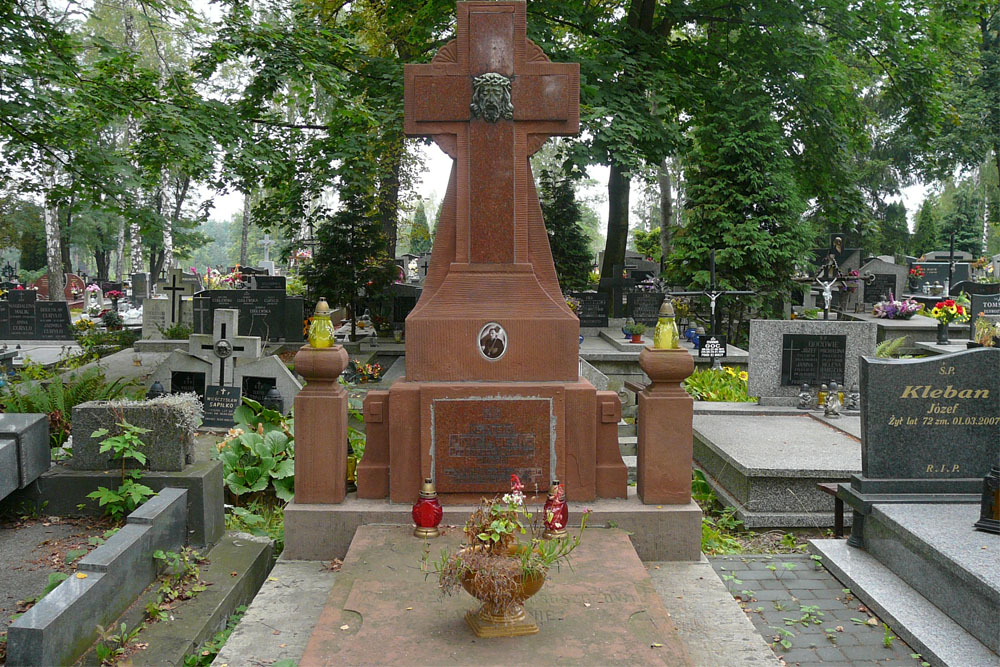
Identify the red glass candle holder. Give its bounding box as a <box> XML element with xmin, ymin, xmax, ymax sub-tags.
<box><xmin>543</xmin><ymin>480</ymin><xmax>568</xmax><ymax>539</ymax></box>
<box><xmin>412</xmin><ymin>477</ymin><xmax>443</xmax><ymax>538</ymax></box>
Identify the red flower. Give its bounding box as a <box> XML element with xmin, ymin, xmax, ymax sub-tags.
<box><xmin>510</xmin><ymin>474</ymin><xmax>523</xmax><ymax>493</ymax></box>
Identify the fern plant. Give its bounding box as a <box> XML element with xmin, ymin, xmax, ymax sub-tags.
<box><xmin>0</xmin><ymin>368</ymin><xmax>137</xmax><ymax>446</ymax></box>
<box><xmin>875</xmin><ymin>336</ymin><xmax>908</xmax><ymax>358</ymax></box>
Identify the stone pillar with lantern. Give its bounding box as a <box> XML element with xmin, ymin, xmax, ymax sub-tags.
<box><xmin>293</xmin><ymin>298</ymin><xmax>350</xmax><ymax>503</ymax></box>
<box><xmin>636</xmin><ymin>300</ymin><xmax>696</xmax><ymax>504</ymax></box>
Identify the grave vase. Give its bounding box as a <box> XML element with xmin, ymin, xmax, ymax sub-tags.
<box><xmin>936</xmin><ymin>322</ymin><xmax>950</xmax><ymax>345</ymax></box>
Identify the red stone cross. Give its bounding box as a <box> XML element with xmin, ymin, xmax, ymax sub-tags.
<box><xmin>404</xmin><ymin>1</ymin><xmax>579</xmax><ymax>265</ymax></box>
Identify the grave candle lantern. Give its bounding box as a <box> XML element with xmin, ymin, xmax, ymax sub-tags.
<box><xmin>412</xmin><ymin>478</ymin><xmax>443</xmax><ymax>538</ymax></box>
<box><xmin>543</xmin><ymin>480</ymin><xmax>568</xmax><ymax>539</ymax></box>
<box><xmin>653</xmin><ymin>301</ymin><xmax>679</xmax><ymax>350</ymax></box>
<box><xmin>308</xmin><ymin>298</ymin><xmax>336</xmax><ymax>348</ymax></box>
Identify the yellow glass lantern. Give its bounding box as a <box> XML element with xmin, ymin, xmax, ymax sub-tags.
<box><xmin>653</xmin><ymin>300</ymin><xmax>680</xmax><ymax>349</ymax></box>
<box><xmin>308</xmin><ymin>298</ymin><xmax>336</xmax><ymax>348</ymax></box>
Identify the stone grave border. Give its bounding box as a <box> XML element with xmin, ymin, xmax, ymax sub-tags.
<box><xmin>6</xmin><ymin>489</ymin><xmax>188</xmax><ymax>666</ymax></box>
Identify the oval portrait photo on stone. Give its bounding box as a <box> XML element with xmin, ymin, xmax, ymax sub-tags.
<box><xmin>478</xmin><ymin>322</ymin><xmax>507</xmax><ymax>361</ymax></box>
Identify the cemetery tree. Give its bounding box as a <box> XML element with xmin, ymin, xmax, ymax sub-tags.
<box><xmin>302</xmin><ymin>188</ymin><xmax>398</xmax><ymax>340</ymax></box>
<box><xmin>538</xmin><ymin>169</ymin><xmax>592</xmax><ymax>291</ymax></box>
<box><xmin>941</xmin><ymin>180</ymin><xmax>986</xmax><ymax>255</ymax></box>
<box><xmin>632</xmin><ymin>227</ymin><xmax>661</xmax><ymax>262</ymax></box>
<box><xmin>408</xmin><ymin>200</ymin><xmax>432</xmax><ymax>255</ymax></box>
<box><xmin>878</xmin><ymin>201</ymin><xmax>910</xmax><ymax>259</ymax></box>
<box><xmin>668</xmin><ymin>77</ymin><xmax>810</xmax><ymax>337</ymax></box>
<box><xmin>911</xmin><ymin>196</ymin><xmax>942</xmax><ymax>256</ymax></box>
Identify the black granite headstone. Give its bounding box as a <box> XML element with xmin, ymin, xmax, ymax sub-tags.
<box><xmin>857</xmin><ymin>349</ymin><xmax>1000</xmax><ymax>493</ymax></box>
<box><xmin>35</xmin><ymin>302</ymin><xmax>73</xmax><ymax>340</ymax></box>
<box><xmin>252</xmin><ymin>275</ymin><xmax>286</xmax><ymax>291</ymax></box>
<box><xmin>171</xmin><ymin>371</ymin><xmax>206</xmax><ymax>401</ymax></box>
<box><xmin>951</xmin><ymin>280</ymin><xmax>1000</xmax><ymax>296</ymax></box>
<box><xmin>863</xmin><ymin>274</ymin><xmax>898</xmax><ymax>303</ymax></box>
<box><xmin>910</xmin><ymin>262</ymin><xmax>972</xmax><ymax>290</ymax></box>
<box><xmin>571</xmin><ymin>291</ymin><xmax>609</xmax><ymax>328</ymax></box>
<box><xmin>193</xmin><ymin>289</ymin><xmax>304</xmax><ymax>342</ymax></box>
<box><xmin>242</xmin><ymin>376</ymin><xmax>276</xmax><ymax>404</ymax></box>
<box><xmin>0</xmin><ymin>303</ymin><xmax>8</xmax><ymax>338</ymax></box>
<box><xmin>780</xmin><ymin>334</ymin><xmax>847</xmax><ymax>386</ymax></box>
<box><xmin>626</xmin><ymin>292</ymin><xmax>665</xmax><ymax>326</ymax></box>
<box><xmin>202</xmin><ymin>385</ymin><xmax>242</xmax><ymax>428</ymax></box>
<box><xmin>969</xmin><ymin>293</ymin><xmax>1000</xmax><ymax>337</ymax></box>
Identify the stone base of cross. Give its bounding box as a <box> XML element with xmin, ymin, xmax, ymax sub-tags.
<box><xmin>188</xmin><ymin>309</ymin><xmax>261</xmax><ymax>387</ymax></box>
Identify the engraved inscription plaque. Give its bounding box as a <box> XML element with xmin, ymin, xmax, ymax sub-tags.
<box><xmin>433</xmin><ymin>398</ymin><xmax>551</xmax><ymax>493</ymax></box>
<box><xmin>780</xmin><ymin>334</ymin><xmax>847</xmax><ymax>386</ymax></box>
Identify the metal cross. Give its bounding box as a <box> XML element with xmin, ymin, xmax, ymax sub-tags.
<box><xmin>669</xmin><ymin>250</ymin><xmax>754</xmax><ymax>335</ymax></box>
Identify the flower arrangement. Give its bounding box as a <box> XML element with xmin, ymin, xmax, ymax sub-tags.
<box><xmin>85</xmin><ymin>283</ymin><xmax>101</xmax><ymax>293</ymax></box>
<box><xmin>971</xmin><ymin>256</ymin><xmax>989</xmax><ymax>271</ymax></box>
<box><xmin>343</xmin><ymin>359</ymin><xmax>383</xmax><ymax>383</ymax></box>
<box><xmin>564</xmin><ymin>295</ymin><xmax>581</xmax><ymax>313</ymax></box>
<box><xmin>973</xmin><ymin>315</ymin><xmax>999</xmax><ymax>347</ymax></box>
<box><xmin>425</xmin><ymin>474</ymin><xmax>590</xmax><ymax>624</ymax></box>
<box><xmin>101</xmin><ymin>310</ymin><xmax>124</xmax><ymax>330</ymax></box>
<box><xmin>105</xmin><ymin>290</ymin><xmax>125</xmax><ymax>301</ymax></box>
<box><xmin>839</xmin><ymin>269</ymin><xmax>860</xmax><ymax>292</ymax></box>
<box><xmin>872</xmin><ymin>293</ymin><xmax>922</xmax><ymax>320</ymax></box>
<box><xmin>909</xmin><ymin>265</ymin><xmax>925</xmax><ymax>280</ymax></box>
<box><xmin>73</xmin><ymin>318</ymin><xmax>96</xmax><ymax>332</ymax></box>
<box><xmin>930</xmin><ymin>299</ymin><xmax>970</xmax><ymax>325</ymax></box>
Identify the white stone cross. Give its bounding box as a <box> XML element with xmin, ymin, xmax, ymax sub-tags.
<box><xmin>189</xmin><ymin>309</ymin><xmax>261</xmax><ymax>386</ymax></box>
<box><xmin>155</xmin><ymin>268</ymin><xmax>196</xmax><ymax>325</ymax></box>
<box><xmin>258</xmin><ymin>235</ymin><xmax>276</xmax><ymax>263</ymax></box>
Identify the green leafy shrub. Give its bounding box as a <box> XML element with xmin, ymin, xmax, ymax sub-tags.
<box><xmin>217</xmin><ymin>398</ymin><xmax>295</xmax><ymax>503</ymax></box>
<box><xmin>86</xmin><ymin>421</ymin><xmax>156</xmax><ymax>521</ymax></box>
<box><xmin>682</xmin><ymin>366</ymin><xmax>753</xmax><ymax>402</ymax></box>
<box><xmin>157</xmin><ymin>322</ymin><xmax>193</xmax><ymax>340</ymax></box>
<box><xmin>75</xmin><ymin>328</ymin><xmax>140</xmax><ymax>358</ymax></box>
<box><xmin>0</xmin><ymin>367</ymin><xmax>136</xmax><ymax>447</ymax></box>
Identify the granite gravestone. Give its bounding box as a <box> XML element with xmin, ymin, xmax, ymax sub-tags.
<box><xmin>909</xmin><ymin>261</ymin><xmax>972</xmax><ymax>291</ymax></box>
<box><xmin>0</xmin><ymin>291</ymin><xmax>73</xmax><ymax>340</ymax></box>
<box><xmin>950</xmin><ymin>280</ymin><xmax>1000</xmax><ymax>297</ymax></box>
<box><xmin>391</xmin><ymin>283</ymin><xmax>422</xmax><ymax>325</ymax></box>
<box><xmin>860</xmin><ymin>258</ymin><xmax>908</xmax><ymax>304</ymax></box>
<box><xmin>969</xmin><ymin>293</ymin><xmax>1000</xmax><ymax>338</ymax></box>
<box><xmin>141</xmin><ymin>297</ymin><xmax>194</xmax><ymax>339</ymax></box>
<box><xmin>361</xmin><ymin>1</ymin><xmax>627</xmax><ymax>503</ymax></box>
<box><xmin>189</xmin><ymin>309</ymin><xmax>261</xmax><ymax>427</ymax></box>
<box><xmin>234</xmin><ymin>355</ymin><xmax>302</xmax><ymax>414</ymax></box>
<box><xmin>852</xmin><ymin>348</ymin><xmax>1000</xmax><ymax>495</ymax></box>
<box><xmin>571</xmin><ymin>291</ymin><xmax>610</xmax><ymax>328</ymax></box>
<box><xmin>626</xmin><ymin>292</ymin><xmax>665</xmax><ymax>327</ymax></box>
<box><xmin>154</xmin><ymin>269</ymin><xmax>196</xmax><ymax>326</ymax></box>
<box><xmin>748</xmin><ymin>319</ymin><xmax>877</xmax><ymax>402</ymax></box>
<box><xmin>251</xmin><ymin>275</ymin><xmax>286</xmax><ymax>291</ymax></box>
<box><xmin>192</xmin><ymin>289</ymin><xmax>304</xmax><ymax>342</ymax></box>
<box><xmin>131</xmin><ymin>273</ymin><xmax>149</xmax><ymax>306</ymax></box>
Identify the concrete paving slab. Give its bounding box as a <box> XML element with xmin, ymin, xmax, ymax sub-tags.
<box><xmin>0</xmin><ymin>521</ymin><xmax>79</xmax><ymax>636</ymax></box>
<box><xmin>7</xmin><ymin>341</ymin><xmax>83</xmax><ymax>367</ymax></box>
<box><xmin>648</xmin><ymin>557</ymin><xmax>778</xmax><ymax>666</ymax></box>
<box><xmin>300</xmin><ymin>525</ymin><xmax>691</xmax><ymax>665</ymax></box>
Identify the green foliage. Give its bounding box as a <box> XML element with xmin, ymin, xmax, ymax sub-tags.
<box><xmin>75</xmin><ymin>329</ymin><xmax>140</xmax><ymax>358</ymax></box>
<box><xmin>632</xmin><ymin>227</ymin><xmax>661</xmax><ymax>263</ymax></box>
<box><xmin>623</xmin><ymin>322</ymin><xmax>646</xmax><ymax>335</ymax></box>
<box><xmin>667</xmin><ymin>77</ymin><xmax>811</xmax><ymax>339</ymax></box>
<box><xmin>538</xmin><ymin>168</ymin><xmax>593</xmax><ymax>291</ymax></box>
<box><xmin>875</xmin><ymin>336</ymin><xmax>909</xmax><ymax>358</ymax></box>
<box><xmin>701</xmin><ymin>509</ymin><xmax>744</xmax><ymax>555</ymax></box>
<box><xmin>0</xmin><ymin>368</ymin><xmax>134</xmax><ymax>447</ymax></box>
<box><xmin>183</xmin><ymin>605</ymin><xmax>248</xmax><ymax>667</ymax></box>
<box><xmin>218</xmin><ymin>398</ymin><xmax>295</xmax><ymax>503</ymax></box>
<box><xmin>86</xmin><ymin>422</ymin><xmax>156</xmax><ymax>521</ymax></box>
<box><xmin>911</xmin><ymin>197</ymin><xmax>943</xmax><ymax>256</ymax></box>
<box><xmin>157</xmin><ymin>322</ymin><xmax>193</xmax><ymax>340</ymax></box>
<box><xmin>407</xmin><ymin>200</ymin><xmax>432</xmax><ymax>255</ymax></box>
<box><xmin>682</xmin><ymin>367</ymin><xmax>753</xmax><ymax>403</ymax></box>
<box><xmin>226</xmin><ymin>502</ymin><xmax>286</xmax><ymax>556</ymax></box>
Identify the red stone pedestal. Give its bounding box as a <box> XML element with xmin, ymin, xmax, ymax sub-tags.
<box><xmin>293</xmin><ymin>345</ymin><xmax>349</xmax><ymax>504</ymax></box>
<box><xmin>636</xmin><ymin>347</ymin><xmax>694</xmax><ymax>505</ymax></box>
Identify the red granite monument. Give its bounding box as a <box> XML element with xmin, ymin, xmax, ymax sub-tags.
<box><xmin>360</xmin><ymin>1</ymin><xmax>626</xmax><ymax>503</ymax></box>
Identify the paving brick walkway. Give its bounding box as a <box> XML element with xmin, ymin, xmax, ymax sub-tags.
<box><xmin>711</xmin><ymin>554</ymin><xmax>929</xmax><ymax>666</ymax></box>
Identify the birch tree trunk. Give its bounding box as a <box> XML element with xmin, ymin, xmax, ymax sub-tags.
<box><xmin>115</xmin><ymin>222</ymin><xmax>125</xmax><ymax>280</ymax></box>
<box><xmin>44</xmin><ymin>172</ymin><xmax>66</xmax><ymax>301</ymax></box>
<box><xmin>658</xmin><ymin>158</ymin><xmax>672</xmax><ymax>261</ymax></box>
<box><xmin>240</xmin><ymin>192</ymin><xmax>251</xmax><ymax>266</ymax></box>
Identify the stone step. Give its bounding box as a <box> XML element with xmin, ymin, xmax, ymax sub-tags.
<box><xmin>810</xmin><ymin>537</ymin><xmax>998</xmax><ymax>667</ymax></box>
<box><xmin>618</xmin><ymin>435</ymin><xmax>636</xmax><ymax>457</ymax></box>
<box><xmin>855</xmin><ymin>503</ymin><xmax>999</xmax><ymax>654</ymax></box>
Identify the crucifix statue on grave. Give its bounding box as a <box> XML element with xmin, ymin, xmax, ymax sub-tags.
<box><xmin>155</xmin><ymin>268</ymin><xmax>196</xmax><ymax>325</ymax></box>
<box><xmin>401</xmin><ymin>0</ymin><xmax>581</xmax><ymax>382</ymax></box>
<box><xmin>258</xmin><ymin>234</ymin><xmax>276</xmax><ymax>264</ymax></box>
<box><xmin>815</xmin><ymin>275</ymin><xmax>839</xmax><ymax>320</ymax></box>
<box><xmin>189</xmin><ymin>309</ymin><xmax>261</xmax><ymax>386</ymax></box>
<box><xmin>669</xmin><ymin>250</ymin><xmax>754</xmax><ymax>337</ymax></box>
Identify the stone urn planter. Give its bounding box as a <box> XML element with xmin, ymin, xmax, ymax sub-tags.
<box><xmin>460</xmin><ymin>546</ymin><xmax>546</xmax><ymax>637</ymax></box>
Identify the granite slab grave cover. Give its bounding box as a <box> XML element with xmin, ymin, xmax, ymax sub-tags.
<box><xmin>299</xmin><ymin>526</ymin><xmax>690</xmax><ymax>666</ymax></box>
<box><xmin>69</xmin><ymin>395</ymin><xmax>202</xmax><ymax>471</ymax></box>
<box><xmin>748</xmin><ymin>319</ymin><xmax>877</xmax><ymax>399</ymax></box>
<box><xmin>0</xmin><ymin>413</ymin><xmax>50</xmax><ymax>489</ymax></box>
<box><xmin>855</xmin><ymin>348</ymin><xmax>999</xmax><ymax>493</ymax></box>
<box><xmin>0</xmin><ymin>438</ymin><xmax>18</xmax><ymax>500</ymax></box>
